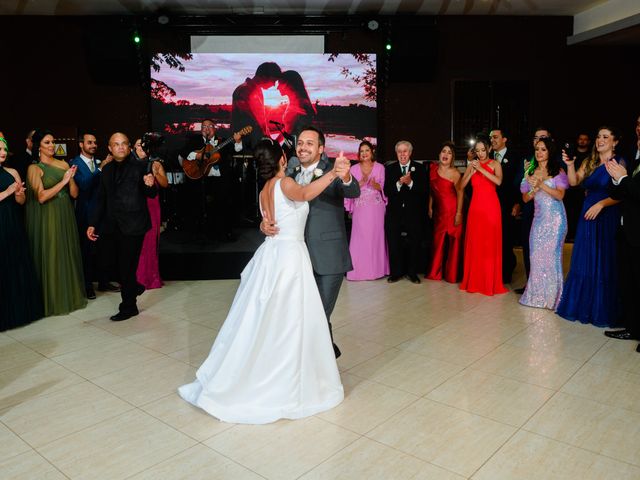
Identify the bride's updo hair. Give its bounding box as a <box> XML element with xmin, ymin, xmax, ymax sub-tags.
<box><xmin>254</xmin><ymin>139</ymin><xmax>284</xmax><ymax>180</ymax></box>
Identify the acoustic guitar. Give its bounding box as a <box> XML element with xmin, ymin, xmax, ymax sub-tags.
<box><xmin>182</xmin><ymin>126</ymin><xmax>252</xmax><ymax>180</ymax></box>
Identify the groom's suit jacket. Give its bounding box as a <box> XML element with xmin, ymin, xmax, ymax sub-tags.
<box><xmin>286</xmin><ymin>154</ymin><xmax>360</xmax><ymax>275</ymax></box>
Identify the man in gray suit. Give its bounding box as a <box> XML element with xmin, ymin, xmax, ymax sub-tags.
<box><xmin>262</xmin><ymin>126</ymin><xmax>360</xmax><ymax>358</ymax></box>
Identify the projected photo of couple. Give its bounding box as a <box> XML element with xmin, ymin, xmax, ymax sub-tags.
<box><xmin>150</xmin><ymin>53</ymin><xmax>377</xmax><ymax>159</ymax></box>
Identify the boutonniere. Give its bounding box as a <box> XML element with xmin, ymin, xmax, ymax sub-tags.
<box><xmin>503</xmin><ymin>159</ymin><xmax>509</xmax><ymax>164</ymax></box>
<box><xmin>294</xmin><ymin>165</ymin><xmax>301</xmax><ymax>172</ymax></box>
<box><xmin>311</xmin><ymin>168</ymin><xmax>324</xmax><ymax>181</ymax></box>
<box><xmin>410</xmin><ymin>166</ymin><xmax>415</xmax><ymax>172</ymax></box>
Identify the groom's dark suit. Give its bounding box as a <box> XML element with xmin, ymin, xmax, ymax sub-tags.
<box><xmin>286</xmin><ymin>154</ymin><xmax>360</xmax><ymax>353</ymax></box>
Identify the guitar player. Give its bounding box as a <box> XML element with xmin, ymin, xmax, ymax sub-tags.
<box><xmin>180</xmin><ymin>119</ymin><xmax>244</xmax><ymax>242</ymax></box>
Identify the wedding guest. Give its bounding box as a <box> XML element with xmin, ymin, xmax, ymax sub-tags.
<box><xmin>69</xmin><ymin>131</ymin><xmax>118</xmax><ymax>299</ymax></box>
<box><xmin>459</xmin><ymin>136</ymin><xmax>507</xmax><ymax>296</ymax></box>
<box><xmin>564</xmin><ymin>131</ymin><xmax>590</xmax><ymax>242</ymax></box>
<box><xmin>519</xmin><ymin>138</ymin><xmax>568</xmax><ymax>309</ymax></box>
<box><xmin>426</xmin><ymin>141</ymin><xmax>463</xmax><ymax>283</ymax></box>
<box><xmin>344</xmin><ymin>140</ymin><xmax>389</xmax><ymax>281</ymax></box>
<box><xmin>134</xmin><ymin>137</ymin><xmax>168</xmax><ymax>289</ymax></box>
<box><xmin>0</xmin><ymin>135</ymin><xmax>43</xmax><ymax>331</ymax></box>
<box><xmin>26</xmin><ymin>129</ymin><xmax>87</xmax><ymax>316</ymax></box>
<box><xmin>384</xmin><ymin>140</ymin><xmax>428</xmax><ymax>284</ymax></box>
<box><xmin>604</xmin><ymin>155</ymin><xmax>640</xmax><ymax>353</ymax></box>
<box><xmin>556</xmin><ymin>126</ymin><xmax>623</xmax><ymax>327</ymax></box>
<box><xmin>88</xmin><ymin>133</ymin><xmax>157</xmax><ymax>321</ymax></box>
<box><xmin>489</xmin><ymin>128</ymin><xmax>520</xmax><ymax>284</ymax></box>
<box><xmin>514</xmin><ymin>127</ymin><xmax>553</xmax><ymax>293</ymax></box>
<box><xmin>5</xmin><ymin>128</ymin><xmax>34</xmax><ymax>182</ymax></box>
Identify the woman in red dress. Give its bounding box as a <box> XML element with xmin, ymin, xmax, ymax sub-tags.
<box><xmin>426</xmin><ymin>141</ymin><xmax>463</xmax><ymax>282</ymax></box>
<box><xmin>459</xmin><ymin>137</ymin><xmax>508</xmax><ymax>296</ymax></box>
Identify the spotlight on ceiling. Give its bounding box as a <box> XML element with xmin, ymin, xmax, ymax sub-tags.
<box><xmin>367</xmin><ymin>20</ymin><xmax>379</xmax><ymax>31</ymax></box>
<box><xmin>157</xmin><ymin>15</ymin><xmax>170</xmax><ymax>25</ymax></box>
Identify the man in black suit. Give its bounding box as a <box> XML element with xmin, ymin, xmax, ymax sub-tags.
<box><xmin>180</xmin><ymin>119</ymin><xmax>244</xmax><ymax>241</ymax></box>
<box><xmin>384</xmin><ymin>140</ymin><xmax>428</xmax><ymax>284</ymax></box>
<box><xmin>604</xmin><ymin>156</ymin><xmax>640</xmax><ymax>353</ymax></box>
<box><xmin>489</xmin><ymin>128</ymin><xmax>521</xmax><ymax>285</ymax></box>
<box><xmin>87</xmin><ymin>132</ymin><xmax>157</xmax><ymax>321</ymax></box>
<box><xmin>627</xmin><ymin>115</ymin><xmax>640</xmax><ymax>172</ymax></box>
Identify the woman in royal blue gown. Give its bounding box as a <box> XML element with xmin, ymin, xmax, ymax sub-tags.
<box><xmin>556</xmin><ymin>127</ymin><xmax>623</xmax><ymax>327</ymax></box>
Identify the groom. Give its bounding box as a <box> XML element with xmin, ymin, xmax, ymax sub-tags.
<box><xmin>262</xmin><ymin>126</ymin><xmax>360</xmax><ymax>358</ymax></box>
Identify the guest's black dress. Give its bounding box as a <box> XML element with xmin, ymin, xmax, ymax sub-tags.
<box><xmin>0</xmin><ymin>166</ymin><xmax>43</xmax><ymax>331</ymax></box>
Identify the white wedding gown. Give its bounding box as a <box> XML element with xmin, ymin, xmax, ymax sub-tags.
<box><xmin>179</xmin><ymin>179</ymin><xmax>344</xmax><ymax>424</ymax></box>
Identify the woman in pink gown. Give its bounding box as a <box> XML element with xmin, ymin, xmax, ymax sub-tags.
<box><xmin>344</xmin><ymin>141</ymin><xmax>389</xmax><ymax>280</ymax></box>
<box><xmin>134</xmin><ymin>139</ymin><xmax>168</xmax><ymax>289</ymax></box>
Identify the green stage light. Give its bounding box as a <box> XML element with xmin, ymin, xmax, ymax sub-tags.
<box><xmin>385</xmin><ymin>43</ymin><xmax>391</xmax><ymax>51</ymax></box>
<box><xmin>134</xmin><ymin>35</ymin><xmax>141</xmax><ymax>44</ymax></box>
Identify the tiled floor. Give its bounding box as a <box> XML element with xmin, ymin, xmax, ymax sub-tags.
<box><xmin>2</xmin><ymin>258</ymin><xmax>640</xmax><ymax>479</ymax></box>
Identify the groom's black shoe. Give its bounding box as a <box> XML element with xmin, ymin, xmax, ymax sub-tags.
<box><xmin>604</xmin><ymin>329</ymin><xmax>636</xmax><ymax>340</ymax></box>
<box><xmin>387</xmin><ymin>276</ymin><xmax>400</xmax><ymax>283</ymax></box>
<box><xmin>333</xmin><ymin>343</ymin><xmax>342</xmax><ymax>359</ymax></box>
<box><xmin>407</xmin><ymin>274</ymin><xmax>421</xmax><ymax>284</ymax></box>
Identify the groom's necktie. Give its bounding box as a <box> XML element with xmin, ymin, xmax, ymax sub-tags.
<box><xmin>296</xmin><ymin>168</ymin><xmax>312</xmax><ymax>186</ymax></box>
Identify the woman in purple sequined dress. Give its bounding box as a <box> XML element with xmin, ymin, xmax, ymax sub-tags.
<box><xmin>519</xmin><ymin>138</ymin><xmax>568</xmax><ymax>310</ymax></box>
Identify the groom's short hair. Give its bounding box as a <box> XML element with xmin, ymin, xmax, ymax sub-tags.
<box><xmin>299</xmin><ymin>126</ymin><xmax>325</xmax><ymax>146</ymax></box>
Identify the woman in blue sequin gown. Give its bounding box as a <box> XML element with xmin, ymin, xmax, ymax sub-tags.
<box><xmin>519</xmin><ymin>138</ymin><xmax>568</xmax><ymax>310</ymax></box>
<box><xmin>555</xmin><ymin>127</ymin><xmax>622</xmax><ymax>327</ymax></box>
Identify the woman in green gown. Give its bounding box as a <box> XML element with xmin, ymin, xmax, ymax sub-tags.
<box><xmin>26</xmin><ymin>130</ymin><xmax>87</xmax><ymax>316</ymax></box>
<box><xmin>0</xmin><ymin>136</ymin><xmax>44</xmax><ymax>330</ymax></box>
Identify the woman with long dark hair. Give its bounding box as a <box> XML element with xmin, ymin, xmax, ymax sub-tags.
<box><xmin>26</xmin><ymin>129</ymin><xmax>86</xmax><ymax>316</ymax></box>
<box><xmin>426</xmin><ymin>141</ymin><xmax>463</xmax><ymax>282</ymax></box>
<box><xmin>519</xmin><ymin>138</ymin><xmax>569</xmax><ymax>309</ymax></box>
<box><xmin>556</xmin><ymin>126</ymin><xmax>623</xmax><ymax>327</ymax></box>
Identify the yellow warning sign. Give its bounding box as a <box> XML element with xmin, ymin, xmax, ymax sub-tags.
<box><xmin>54</xmin><ymin>144</ymin><xmax>67</xmax><ymax>156</ymax></box>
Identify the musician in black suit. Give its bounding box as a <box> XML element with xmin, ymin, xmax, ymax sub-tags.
<box><xmin>180</xmin><ymin>119</ymin><xmax>244</xmax><ymax>241</ymax></box>
<box><xmin>604</xmin><ymin>156</ymin><xmax>640</xmax><ymax>352</ymax></box>
<box><xmin>489</xmin><ymin>129</ymin><xmax>521</xmax><ymax>285</ymax></box>
<box><xmin>87</xmin><ymin>133</ymin><xmax>157</xmax><ymax>321</ymax></box>
<box><xmin>384</xmin><ymin>140</ymin><xmax>429</xmax><ymax>284</ymax></box>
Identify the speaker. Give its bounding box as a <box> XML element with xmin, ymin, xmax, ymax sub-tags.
<box><xmin>387</xmin><ymin>26</ymin><xmax>437</xmax><ymax>83</ymax></box>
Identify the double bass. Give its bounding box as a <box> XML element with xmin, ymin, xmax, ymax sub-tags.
<box><xmin>182</xmin><ymin>126</ymin><xmax>252</xmax><ymax>180</ymax></box>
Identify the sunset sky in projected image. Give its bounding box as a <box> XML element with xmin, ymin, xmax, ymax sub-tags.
<box><xmin>153</xmin><ymin>53</ymin><xmax>376</xmax><ymax>107</ymax></box>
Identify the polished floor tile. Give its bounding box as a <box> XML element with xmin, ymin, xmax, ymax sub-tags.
<box><xmin>299</xmin><ymin>436</ymin><xmax>464</xmax><ymax>480</ymax></box>
<box><xmin>317</xmin><ymin>373</ymin><xmax>419</xmax><ymax>434</ymax></box>
<box><xmin>427</xmin><ymin>368</ymin><xmax>555</xmax><ymax>427</ymax></box>
<box><xmin>473</xmin><ymin>430</ymin><xmax>640</xmax><ymax>480</ymax></box>
<box><xmin>205</xmin><ymin>417</ymin><xmax>359</xmax><ymax>480</ymax></box>
<box><xmin>127</xmin><ymin>444</ymin><xmax>263</xmax><ymax>480</ymax></box>
<box><xmin>38</xmin><ymin>409</ymin><xmax>196</xmax><ymax>480</ymax></box>
<box><xmin>0</xmin><ymin>449</ymin><xmax>67</xmax><ymax>480</ymax></box>
<box><xmin>0</xmin><ymin>381</ymin><xmax>133</xmax><ymax>448</ymax></box>
<box><xmin>2</xmin><ymin>273</ymin><xmax>639</xmax><ymax>479</ymax></box>
<box><xmin>524</xmin><ymin>391</ymin><xmax>640</xmax><ymax>466</ymax></box>
<box><xmin>347</xmin><ymin>348</ymin><xmax>464</xmax><ymax>396</ymax></box>
<box><xmin>367</xmin><ymin>398</ymin><xmax>516</xmax><ymax>477</ymax></box>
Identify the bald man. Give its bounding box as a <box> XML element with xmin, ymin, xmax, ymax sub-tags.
<box><xmin>88</xmin><ymin>133</ymin><xmax>157</xmax><ymax>321</ymax></box>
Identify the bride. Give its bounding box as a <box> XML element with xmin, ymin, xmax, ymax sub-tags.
<box><xmin>179</xmin><ymin>139</ymin><xmax>345</xmax><ymax>424</ymax></box>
